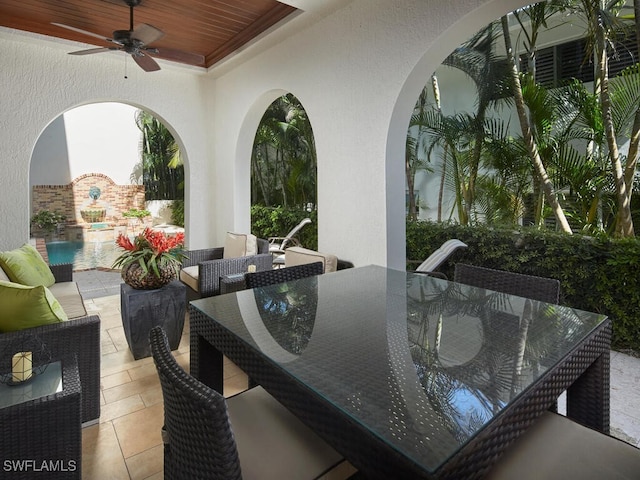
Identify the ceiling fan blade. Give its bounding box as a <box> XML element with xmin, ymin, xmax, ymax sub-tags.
<box><xmin>145</xmin><ymin>47</ymin><xmax>204</xmax><ymax>66</ymax></box>
<box><xmin>69</xmin><ymin>47</ymin><xmax>117</xmax><ymax>56</ymax></box>
<box><xmin>132</xmin><ymin>53</ymin><xmax>161</xmax><ymax>72</ymax></box>
<box><xmin>51</xmin><ymin>22</ymin><xmax>114</xmax><ymax>43</ymax></box>
<box><xmin>132</xmin><ymin>23</ymin><xmax>164</xmax><ymax>46</ymax></box>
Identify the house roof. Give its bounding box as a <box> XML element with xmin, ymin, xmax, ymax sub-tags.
<box><xmin>0</xmin><ymin>0</ymin><xmax>298</xmax><ymax>69</ymax></box>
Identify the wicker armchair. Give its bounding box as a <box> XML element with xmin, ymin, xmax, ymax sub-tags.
<box><xmin>180</xmin><ymin>238</ymin><xmax>273</xmax><ymax>300</ymax></box>
<box><xmin>0</xmin><ymin>263</ymin><xmax>101</xmax><ymax>424</ymax></box>
<box><xmin>453</xmin><ymin>263</ymin><xmax>560</xmax><ymax>303</ymax></box>
<box><xmin>150</xmin><ymin>326</ymin><xmax>345</xmax><ymax>480</ymax></box>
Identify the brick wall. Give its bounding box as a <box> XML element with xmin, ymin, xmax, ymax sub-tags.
<box><xmin>32</xmin><ymin>173</ymin><xmax>146</xmax><ymax>227</ymax></box>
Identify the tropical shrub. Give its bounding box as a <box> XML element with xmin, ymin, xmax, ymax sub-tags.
<box><xmin>251</xmin><ymin>205</ymin><xmax>318</xmax><ymax>251</ymax></box>
<box><xmin>407</xmin><ymin>220</ymin><xmax>640</xmax><ymax>352</ymax></box>
<box><xmin>171</xmin><ymin>200</ymin><xmax>184</xmax><ymax>227</ymax></box>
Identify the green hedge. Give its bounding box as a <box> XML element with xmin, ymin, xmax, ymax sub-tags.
<box><xmin>251</xmin><ymin>206</ymin><xmax>318</xmax><ymax>251</ymax></box>
<box><xmin>407</xmin><ymin>221</ymin><xmax>640</xmax><ymax>351</ymax></box>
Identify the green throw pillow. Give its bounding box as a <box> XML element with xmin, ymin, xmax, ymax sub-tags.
<box><xmin>0</xmin><ymin>281</ymin><xmax>67</xmax><ymax>332</ymax></box>
<box><xmin>0</xmin><ymin>243</ymin><xmax>56</xmax><ymax>287</ymax></box>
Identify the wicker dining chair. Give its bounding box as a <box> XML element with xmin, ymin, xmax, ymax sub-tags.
<box><xmin>453</xmin><ymin>263</ymin><xmax>560</xmax><ymax>304</ymax></box>
<box><xmin>454</xmin><ymin>263</ymin><xmax>562</xmax><ymax>414</ymax></box>
<box><xmin>149</xmin><ymin>326</ymin><xmax>346</xmax><ymax>480</ymax></box>
<box><xmin>245</xmin><ymin>261</ymin><xmax>324</xmax><ymax>289</ymax></box>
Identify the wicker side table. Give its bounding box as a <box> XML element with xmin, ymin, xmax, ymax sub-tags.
<box><xmin>219</xmin><ymin>273</ymin><xmax>247</xmax><ymax>294</ymax></box>
<box><xmin>0</xmin><ymin>356</ymin><xmax>81</xmax><ymax>479</ymax></box>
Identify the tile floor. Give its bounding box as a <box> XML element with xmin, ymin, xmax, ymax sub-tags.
<box><xmin>81</xmin><ymin>292</ymin><xmax>253</xmax><ymax>480</ymax></box>
<box><xmin>78</xmin><ymin>272</ymin><xmax>640</xmax><ymax>479</ymax></box>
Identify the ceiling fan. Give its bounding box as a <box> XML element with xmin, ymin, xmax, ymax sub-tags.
<box><xmin>52</xmin><ymin>0</ymin><xmax>204</xmax><ymax>72</ymax></box>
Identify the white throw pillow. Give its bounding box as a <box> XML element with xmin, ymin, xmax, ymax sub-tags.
<box><xmin>223</xmin><ymin>232</ymin><xmax>258</xmax><ymax>259</ymax></box>
<box><xmin>284</xmin><ymin>247</ymin><xmax>338</xmax><ymax>273</ymax></box>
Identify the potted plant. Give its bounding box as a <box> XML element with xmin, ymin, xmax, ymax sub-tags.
<box><xmin>112</xmin><ymin>228</ymin><xmax>186</xmax><ymax>290</ymax></box>
<box><xmin>122</xmin><ymin>208</ymin><xmax>151</xmax><ymax>235</ymax></box>
<box><xmin>122</xmin><ymin>208</ymin><xmax>151</xmax><ymax>220</ymax></box>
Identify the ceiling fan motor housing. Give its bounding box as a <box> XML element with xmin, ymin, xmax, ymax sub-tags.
<box><xmin>113</xmin><ymin>30</ymin><xmax>132</xmax><ymax>44</ymax></box>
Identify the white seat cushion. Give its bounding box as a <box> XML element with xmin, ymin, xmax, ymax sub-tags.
<box><xmin>284</xmin><ymin>247</ymin><xmax>338</xmax><ymax>273</ymax></box>
<box><xmin>179</xmin><ymin>265</ymin><xmax>199</xmax><ymax>292</ymax></box>
<box><xmin>48</xmin><ymin>281</ymin><xmax>87</xmax><ymax>319</ymax></box>
<box><xmin>487</xmin><ymin>412</ymin><xmax>640</xmax><ymax>479</ymax></box>
<box><xmin>227</xmin><ymin>386</ymin><xmax>344</xmax><ymax>480</ymax></box>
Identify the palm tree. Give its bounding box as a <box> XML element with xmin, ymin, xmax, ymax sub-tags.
<box><xmin>251</xmin><ymin>94</ymin><xmax>317</xmax><ymax>209</ymax></box>
<box><xmin>576</xmin><ymin>0</ymin><xmax>634</xmax><ymax>236</ymax></box>
<box><xmin>624</xmin><ymin>0</ymin><xmax>640</xmax><ymax>195</ymax></box>
<box><xmin>513</xmin><ymin>1</ymin><xmax>575</xmax><ymax>226</ymax></box>
<box><xmin>442</xmin><ymin>24</ymin><xmax>513</xmax><ymax>222</ymax></box>
<box><xmin>135</xmin><ymin>111</ymin><xmax>184</xmax><ymax>201</ymax></box>
<box><xmin>415</xmin><ymin>109</ymin><xmax>475</xmax><ymax>223</ymax></box>
<box><xmin>406</xmin><ymin>85</ymin><xmax>435</xmax><ymax>220</ymax></box>
<box><xmin>502</xmin><ymin>14</ymin><xmax>573</xmax><ymax>234</ymax></box>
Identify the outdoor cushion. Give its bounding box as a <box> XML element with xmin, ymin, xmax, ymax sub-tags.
<box><xmin>223</xmin><ymin>232</ymin><xmax>258</xmax><ymax>259</ymax></box>
<box><xmin>487</xmin><ymin>411</ymin><xmax>640</xmax><ymax>479</ymax></box>
<box><xmin>48</xmin><ymin>282</ymin><xmax>88</xmax><ymax>319</ymax></box>
<box><xmin>0</xmin><ymin>280</ymin><xmax>68</xmax><ymax>332</ymax></box>
<box><xmin>0</xmin><ymin>243</ymin><xmax>56</xmax><ymax>287</ymax></box>
<box><xmin>179</xmin><ymin>265</ymin><xmax>199</xmax><ymax>292</ymax></box>
<box><xmin>284</xmin><ymin>247</ymin><xmax>338</xmax><ymax>273</ymax></box>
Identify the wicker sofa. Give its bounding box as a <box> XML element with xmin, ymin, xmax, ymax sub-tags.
<box><xmin>180</xmin><ymin>237</ymin><xmax>273</xmax><ymax>300</ymax></box>
<box><xmin>0</xmin><ymin>262</ymin><xmax>101</xmax><ymax>424</ymax></box>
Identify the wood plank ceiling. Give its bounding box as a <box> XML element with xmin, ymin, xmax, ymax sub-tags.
<box><xmin>0</xmin><ymin>0</ymin><xmax>297</xmax><ymax>69</ymax></box>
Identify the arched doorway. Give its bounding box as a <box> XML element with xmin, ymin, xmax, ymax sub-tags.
<box><xmin>30</xmin><ymin>101</ymin><xmax>186</xmax><ymax>270</ymax></box>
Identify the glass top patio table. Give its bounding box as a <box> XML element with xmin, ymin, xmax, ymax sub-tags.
<box><xmin>190</xmin><ymin>264</ymin><xmax>610</xmax><ymax>478</ymax></box>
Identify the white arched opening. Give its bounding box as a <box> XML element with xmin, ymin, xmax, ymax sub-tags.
<box><xmin>385</xmin><ymin>0</ymin><xmax>534</xmax><ymax>269</ymax></box>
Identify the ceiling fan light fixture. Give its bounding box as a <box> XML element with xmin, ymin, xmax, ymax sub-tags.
<box><xmin>52</xmin><ymin>0</ymin><xmax>202</xmax><ymax>72</ymax></box>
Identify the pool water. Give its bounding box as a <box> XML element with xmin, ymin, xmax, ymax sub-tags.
<box><xmin>46</xmin><ymin>241</ymin><xmax>121</xmax><ymax>271</ymax></box>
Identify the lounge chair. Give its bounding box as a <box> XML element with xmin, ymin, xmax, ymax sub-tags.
<box><xmin>413</xmin><ymin>239</ymin><xmax>467</xmax><ymax>278</ymax></box>
<box><xmin>268</xmin><ymin>218</ymin><xmax>312</xmax><ymax>257</ymax></box>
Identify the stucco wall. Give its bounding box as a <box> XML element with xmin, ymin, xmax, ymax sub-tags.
<box><xmin>30</xmin><ymin>102</ymin><xmax>140</xmax><ymax>186</ymax></box>
<box><xmin>209</xmin><ymin>0</ymin><xmax>531</xmax><ymax>268</ymax></box>
<box><xmin>0</xmin><ymin>28</ymin><xmax>210</xmax><ymax>250</ymax></box>
<box><xmin>1</xmin><ymin>0</ymin><xmax>532</xmax><ymax>268</ymax></box>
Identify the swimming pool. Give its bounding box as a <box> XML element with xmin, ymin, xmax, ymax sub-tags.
<box><xmin>46</xmin><ymin>241</ymin><xmax>121</xmax><ymax>271</ymax></box>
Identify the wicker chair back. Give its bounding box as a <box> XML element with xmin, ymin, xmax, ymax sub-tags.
<box><xmin>150</xmin><ymin>327</ymin><xmax>242</xmax><ymax>480</ymax></box>
<box><xmin>453</xmin><ymin>263</ymin><xmax>560</xmax><ymax>304</ymax></box>
<box><xmin>245</xmin><ymin>261</ymin><xmax>323</xmax><ymax>289</ymax></box>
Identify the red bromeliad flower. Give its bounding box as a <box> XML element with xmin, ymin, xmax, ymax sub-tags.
<box><xmin>115</xmin><ymin>234</ymin><xmax>136</xmax><ymax>251</ymax></box>
<box><xmin>113</xmin><ymin>228</ymin><xmax>186</xmax><ymax>278</ymax></box>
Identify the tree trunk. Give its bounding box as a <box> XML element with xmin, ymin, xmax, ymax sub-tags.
<box><xmin>438</xmin><ymin>145</ymin><xmax>448</xmax><ymax>223</ymax></box>
<box><xmin>431</xmin><ymin>74</ymin><xmax>446</xmax><ymax>223</ymax></box>
<box><xmin>594</xmin><ymin>15</ymin><xmax>634</xmax><ymax>236</ymax></box>
<box><xmin>623</xmin><ymin>0</ymin><xmax>640</xmax><ymax>195</ymax></box>
<box><xmin>406</xmin><ymin>149</ymin><xmax>417</xmax><ymax>221</ymax></box>
<box><xmin>501</xmin><ymin>16</ymin><xmax>572</xmax><ymax>234</ymax></box>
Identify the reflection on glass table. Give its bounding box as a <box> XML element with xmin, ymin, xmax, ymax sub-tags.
<box><xmin>190</xmin><ymin>265</ymin><xmax>610</xmax><ymax>479</ymax></box>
